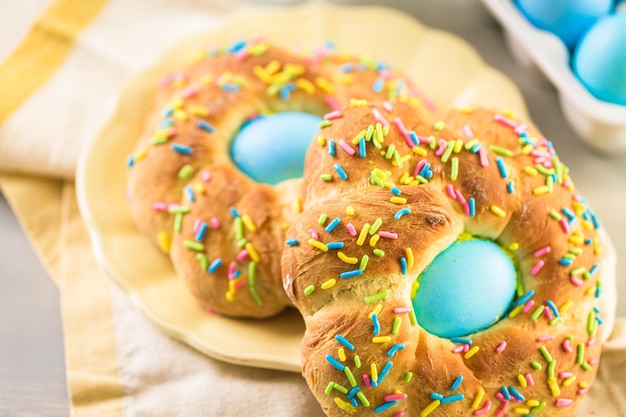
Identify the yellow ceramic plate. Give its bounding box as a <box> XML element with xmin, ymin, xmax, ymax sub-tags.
<box><xmin>76</xmin><ymin>3</ymin><xmax>530</xmax><ymax>372</ymax></box>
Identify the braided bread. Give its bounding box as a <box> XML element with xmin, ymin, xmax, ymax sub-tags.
<box><xmin>282</xmin><ymin>101</ymin><xmax>610</xmax><ymax>416</ymax></box>
<box><xmin>125</xmin><ymin>39</ymin><xmax>430</xmax><ymax>317</ymax></box>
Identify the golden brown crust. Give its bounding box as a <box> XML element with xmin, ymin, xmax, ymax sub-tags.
<box><xmin>282</xmin><ymin>102</ymin><xmax>608</xmax><ymax>416</ymax></box>
<box><xmin>126</xmin><ymin>39</ymin><xmax>431</xmax><ymax>317</ymax></box>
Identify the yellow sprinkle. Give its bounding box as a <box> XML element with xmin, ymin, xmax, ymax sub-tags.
<box><xmin>559</xmin><ymin>300</ymin><xmax>573</xmax><ymax>313</ymax></box>
<box><xmin>371</xmin><ymin>363</ymin><xmax>378</xmax><ymax>382</ymax></box>
<box><xmin>490</xmin><ymin>205</ymin><xmax>506</xmax><ymax>217</ymax></box>
<box><xmin>308</xmin><ymin>239</ymin><xmax>329</xmax><ymax>252</ymax></box>
<box><xmin>357</xmin><ymin>223</ymin><xmax>371</xmax><ymax>246</ymax></box>
<box><xmin>335</xmin><ymin>74</ymin><xmax>355</xmax><ymax>85</ymax></box>
<box><xmin>346</xmin><ymin>205</ymin><xmax>355</xmax><ymax>215</ymax></box>
<box><xmin>376</xmin><ymin>123</ymin><xmax>384</xmax><ymax>143</ymax></box>
<box><xmin>563</xmin><ymin>376</ymin><xmax>576</xmax><ymax>387</ymax></box>
<box><xmin>459</xmin><ymin>106</ymin><xmax>473</xmax><ymax>114</ymax></box>
<box><xmin>521</xmin><ymin>144</ymin><xmax>534</xmax><ymax>155</ymax></box>
<box><xmin>390</xmin><ymin>196</ymin><xmax>407</xmax><ymax>204</ymax></box>
<box><xmin>295</xmin><ymin>78</ymin><xmax>315</xmax><ymax>94</ymax></box>
<box><xmin>369</xmin><ymin>234</ymin><xmax>380</xmax><ymax>247</ymax></box>
<box><xmin>225</xmin><ymin>290</ymin><xmax>235</xmax><ymax>302</ymax></box>
<box><xmin>405</xmin><ymin>248</ymin><xmax>414</xmax><ymax>269</ymax></box>
<box><xmin>548</xmin><ymin>376</ymin><xmax>560</xmax><ymax>397</ymax></box>
<box><xmin>241</xmin><ymin>215</ymin><xmax>257</xmax><ymax>232</ymax></box>
<box><xmin>158</xmin><ymin>231</ymin><xmax>171</xmax><ymax>254</ymax></box>
<box><xmin>338</xmin><ymin>251</ymin><xmax>358</xmax><ymax>264</ymax></box>
<box><xmin>582</xmin><ymin>220</ymin><xmax>594</xmax><ymax>230</ymax></box>
<box><xmin>518</xmin><ymin>374</ymin><xmax>528</xmax><ymax>388</ymax></box>
<box><xmin>265</xmin><ymin>59</ymin><xmax>280</xmax><ymax>75</ymax></box>
<box><xmin>199</xmin><ymin>75</ymin><xmax>213</xmax><ymax>85</ymax></box>
<box><xmin>134</xmin><ymin>148</ymin><xmax>148</xmax><ymax>162</ymax></box>
<box><xmin>514</xmin><ymin>408</ymin><xmax>530</xmax><ymax>415</ymax></box>
<box><xmin>526</xmin><ymin>399</ymin><xmax>540</xmax><ymax>407</ymax></box>
<box><xmin>321</xmin><ymin>279</ymin><xmax>336</xmax><ymax>289</ymax></box>
<box><xmin>338</xmin><ymin>347</ymin><xmax>346</xmax><ymax>361</ymax></box>
<box><xmin>420</xmin><ymin>400</ymin><xmax>441</xmax><ymax>417</ymax></box>
<box><xmin>171</xmin><ymin>97</ymin><xmax>184</xmax><ymax>109</ymax></box>
<box><xmin>508</xmin><ymin>304</ymin><xmax>524</xmax><ymax>319</ymax></box>
<box><xmin>525</xmin><ymin>166</ymin><xmax>538</xmax><ymax>176</ymax></box>
<box><xmin>508</xmin><ymin>242</ymin><xmax>520</xmax><ymax>251</ymax></box>
<box><xmin>471</xmin><ymin>388</ymin><xmax>485</xmax><ymax>410</ymax></box>
<box><xmin>412</xmin><ymin>146</ymin><xmax>428</xmax><ymax>157</ymax></box>
<box><xmin>317</xmin><ymin>135</ymin><xmax>326</xmax><ymax>146</ymax></box>
<box><xmin>194</xmin><ymin>183</ymin><xmax>205</xmax><ymax>195</ymax></box>
<box><xmin>594</xmin><ymin>246</ymin><xmax>604</xmax><ymax>255</ymax></box>
<box><xmin>253</xmin><ymin>65</ymin><xmax>271</xmax><ymax>83</ymax></box>
<box><xmin>315</xmin><ymin>76</ymin><xmax>336</xmax><ymax>94</ymax></box>
<box><xmin>454</xmin><ymin>139</ymin><xmax>464</xmax><ymax>153</ymax></box>
<box><xmin>503</xmin><ymin>109</ymin><xmax>517</xmax><ymax>119</ymax></box>
<box><xmin>334</xmin><ymin>397</ymin><xmax>356</xmax><ymax>414</ymax></box>
<box><xmin>188</xmin><ymin>105</ymin><xmax>209</xmax><ymax>116</ymax></box>
<box><xmin>173</xmin><ymin>109</ymin><xmax>188</xmax><ymax>121</ymax></box>
<box><xmin>533</xmin><ymin>185</ymin><xmax>550</xmax><ymax>195</ymax></box>
<box><xmin>349</xmin><ymin>98</ymin><xmax>368</xmax><ymax>107</ymax></box>
<box><xmin>372</xmin><ymin>336</ymin><xmax>391</xmax><ymax>343</ymax></box>
<box><xmin>579</xmin><ymin>381</ymin><xmax>589</xmax><ymax>388</ymax></box>
<box><xmin>352</xmin><ymin>129</ymin><xmax>367</xmax><ymax>144</ymax></box>
<box><xmin>464</xmin><ymin>346</ymin><xmax>480</xmax><ymax>359</ymax></box>
<box><xmin>411</xmin><ymin>280</ymin><xmax>419</xmax><ymax>299</ymax></box>
<box><xmin>370</xmin><ymin>304</ymin><xmax>383</xmax><ymax>317</ymax></box>
<box><xmin>245</xmin><ymin>242</ymin><xmax>260</xmax><ymax>262</ymax></box>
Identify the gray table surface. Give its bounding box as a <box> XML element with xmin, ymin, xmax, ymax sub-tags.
<box><xmin>1</xmin><ymin>1</ymin><xmax>624</xmax><ymax>416</ymax></box>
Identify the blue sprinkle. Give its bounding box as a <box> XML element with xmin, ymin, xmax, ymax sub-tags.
<box><xmin>334</xmin><ymin>163</ymin><xmax>348</xmax><ymax>180</ymax></box>
<box><xmin>232</xmin><ymin>269</ymin><xmax>241</xmax><ymax>279</ymax></box>
<box><xmin>470</xmin><ymin>143</ymin><xmax>481</xmax><ymax>153</ymax></box>
<box><xmin>559</xmin><ymin>258</ymin><xmax>573</xmax><ymax>266</ymax></box>
<box><xmin>221</xmin><ymin>83</ymin><xmax>239</xmax><ymax>93</ymax></box>
<box><xmin>419</xmin><ymin>162</ymin><xmax>431</xmax><ymax>178</ymax></box>
<box><xmin>325</xmin><ymin>217</ymin><xmax>341</xmax><ymax>233</ymax></box>
<box><xmin>507</xmin><ymin>180</ymin><xmax>514</xmax><ymax>194</ymax></box>
<box><xmin>208</xmin><ymin>258</ymin><xmax>222</xmax><ymax>273</ymax></box>
<box><xmin>501</xmin><ymin>386</ymin><xmax>511</xmax><ymax>401</ymax></box>
<box><xmin>595</xmin><ymin>284</ymin><xmax>602</xmax><ymax>299</ymax></box>
<box><xmin>172</xmin><ymin>143</ymin><xmax>192</xmax><ymax>155</ymax></box>
<box><xmin>228</xmin><ymin>39</ymin><xmax>246</xmax><ymax>54</ymax></box>
<box><xmin>372</xmin><ymin>313</ymin><xmax>380</xmax><ymax>336</ymax></box>
<box><xmin>450</xmin><ymin>337</ymin><xmax>472</xmax><ymax>345</ymax></box>
<box><xmin>593</xmin><ymin>307</ymin><xmax>601</xmax><ymax>313</ymax></box>
<box><xmin>469</xmin><ymin>197</ymin><xmax>476</xmax><ymax>217</ymax></box>
<box><xmin>508</xmin><ymin>386</ymin><xmax>525</xmax><ymax>402</ymax></box>
<box><xmin>394</xmin><ymin>208</ymin><xmax>411</xmax><ymax>221</ymax></box>
<box><xmin>425</xmin><ymin>169</ymin><xmax>433</xmax><ymax>179</ymax></box>
<box><xmin>372</xmin><ymin>77</ymin><xmax>385</xmax><ymax>93</ymax></box>
<box><xmin>327</xmin><ymin>241</ymin><xmax>344</xmax><ymax>250</ymax></box>
<box><xmin>409</xmin><ymin>131</ymin><xmax>419</xmax><ymax>146</ymax></box>
<box><xmin>334</xmin><ymin>334</ymin><xmax>355</xmax><ymax>351</ymax></box>
<box><xmin>591</xmin><ymin>213</ymin><xmax>600</xmax><ymax>229</ymax></box>
<box><xmin>596</xmin><ymin>316</ymin><xmax>604</xmax><ymax>325</ymax></box>
<box><xmin>127</xmin><ymin>154</ymin><xmax>135</xmax><ymax>168</ymax></box>
<box><xmin>184</xmin><ymin>186</ymin><xmax>195</xmax><ymax>202</ymax></box>
<box><xmin>400</xmin><ymin>257</ymin><xmax>407</xmax><ymax>275</ymax></box>
<box><xmin>195</xmin><ymin>222</ymin><xmax>208</xmax><ymax>242</ymax></box>
<box><xmin>340</xmin><ymin>269</ymin><xmax>362</xmax><ymax>279</ymax></box>
<box><xmin>390</xmin><ymin>187</ymin><xmax>401</xmax><ymax>196</ymax></box>
<box><xmin>359</xmin><ymin>137</ymin><xmax>366</xmax><ymax>158</ymax></box>
<box><xmin>441</xmin><ymin>394</ymin><xmax>465</xmax><ymax>404</ymax></box>
<box><xmin>430</xmin><ymin>392</ymin><xmax>444</xmax><ymax>400</ymax></box>
<box><xmin>279</xmin><ymin>85</ymin><xmax>291</xmax><ymax>101</ymax></box>
<box><xmin>347</xmin><ymin>386</ymin><xmax>360</xmax><ymax>400</ymax></box>
<box><xmin>496</xmin><ymin>157</ymin><xmax>508</xmax><ymax>179</ymax></box>
<box><xmin>198</xmin><ymin>120</ymin><xmax>215</xmax><ymax>133</ymax></box>
<box><xmin>589</xmin><ymin>264</ymin><xmax>599</xmax><ymax>277</ymax></box>
<box><xmin>329</xmin><ymin>140</ymin><xmax>336</xmax><ymax>157</ymax></box>
<box><xmin>164</xmin><ymin>108</ymin><xmax>173</xmax><ymax>117</ymax></box>
<box><xmin>561</xmin><ymin>208</ymin><xmax>576</xmax><ymax>221</ymax></box>
<box><xmin>325</xmin><ymin>354</ymin><xmax>345</xmax><ymax>371</ymax></box>
<box><xmin>157</xmin><ymin>119</ymin><xmax>173</xmax><ymax>129</ymax></box>
<box><xmin>516</xmin><ymin>289</ymin><xmax>536</xmax><ymax>306</ymax></box>
<box><xmin>451</xmin><ymin>375</ymin><xmax>464</xmax><ymax>391</ymax></box>
<box><xmin>377</xmin><ymin>361</ymin><xmax>393</xmax><ymax>383</ymax></box>
<box><xmin>387</xmin><ymin>344</ymin><xmax>405</xmax><ymax>357</ymax></box>
<box><xmin>229</xmin><ymin>207</ymin><xmax>240</xmax><ymax>218</ymax></box>
<box><xmin>341</xmin><ymin>63</ymin><xmax>354</xmax><ymax>73</ymax></box>
<box><xmin>546</xmin><ymin>300</ymin><xmax>560</xmax><ymax>317</ymax></box>
<box><xmin>350</xmin><ymin>398</ymin><xmax>358</xmax><ymax>408</ymax></box>
<box><xmin>286</xmin><ymin>238</ymin><xmax>299</xmax><ymax>246</ymax></box>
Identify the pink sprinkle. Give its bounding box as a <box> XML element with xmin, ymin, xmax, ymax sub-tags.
<box><xmin>577</xmin><ymin>387</ymin><xmax>589</xmax><ymax>396</ymax></box>
<box><xmin>559</xmin><ymin>218</ymin><xmax>571</xmax><ymax>234</ymax></box>
<box><xmin>181</xmin><ymin>86</ymin><xmax>199</xmax><ymax>99</ymax></box>
<box><xmin>234</xmin><ymin>50</ymin><xmax>248</xmax><ymax>62</ymax></box>
<box><xmin>346</xmin><ymin>223</ymin><xmax>357</xmax><ymax>237</ymax></box>
<box><xmin>463</xmin><ymin>202</ymin><xmax>471</xmax><ymax>216</ymax></box>
<box><xmin>159</xmin><ymin>72</ymin><xmax>175</xmax><ymax>88</ymax></box>
<box><xmin>393</xmin><ymin>307</ymin><xmax>411</xmax><ymax>314</ymax></box>
<box><xmin>494</xmin><ymin>113</ymin><xmax>517</xmax><ymax>129</ymax></box>
<box><xmin>201</xmin><ymin>171</ymin><xmax>212</xmax><ymax>183</ymax></box>
<box><xmin>462</xmin><ymin>124</ymin><xmax>474</xmax><ymax>138</ymax></box>
<box><xmin>544</xmin><ymin>308</ymin><xmax>554</xmax><ymax>321</ymax></box>
<box><xmin>236</xmin><ymin>250</ymin><xmax>249</xmax><ymax>261</ymax></box>
<box><xmin>446</xmin><ymin>184</ymin><xmax>456</xmax><ymax>199</ymax></box>
<box><xmin>587</xmin><ymin>338</ymin><xmax>596</xmax><ymax>347</ymax></box>
<box><xmin>384</xmin><ymin>394</ymin><xmax>408</xmax><ymax>401</ymax></box>
<box><xmin>234</xmin><ymin>279</ymin><xmax>246</xmax><ymax>290</ymax></box>
<box><xmin>570</xmin><ymin>275</ymin><xmax>584</xmax><ymax>287</ymax></box>
<box><xmin>193</xmin><ymin>219</ymin><xmax>202</xmax><ymax>234</ymax></box>
<box><xmin>452</xmin><ymin>345</ymin><xmax>465</xmax><ymax>354</ymax></box>
<box><xmin>363</xmin><ymin>374</ymin><xmax>372</xmax><ymax>389</ymax></box>
<box><xmin>523</xmin><ymin>299</ymin><xmax>535</xmax><ymax>314</ymax></box>
<box><xmin>533</xmin><ymin>246</ymin><xmax>551</xmax><ymax>257</ymax></box>
<box><xmin>530</xmin><ymin>149</ymin><xmax>551</xmax><ymax>159</ymax></box>
<box><xmin>393</xmin><ymin>117</ymin><xmax>414</xmax><ymax>148</ymax></box>
<box><xmin>454</xmin><ymin>189</ymin><xmax>467</xmax><ymax>205</ymax></box>
<box><xmin>152</xmin><ymin>202</ymin><xmax>168</xmax><ymax>211</ymax></box>
<box><xmin>525</xmin><ymin>373</ymin><xmax>535</xmax><ymax>386</ymax></box>
<box><xmin>537</xmin><ymin>334</ymin><xmax>555</xmax><ymax>342</ymax></box>
<box><xmin>463</xmin><ymin>344</ymin><xmax>470</xmax><ymax>353</ymax></box>
<box><xmin>495</xmin><ymin>401</ymin><xmax>509</xmax><ymax>417</ymax></box>
<box><xmin>514</xmin><ymin>122</ymin><xmax>528</xmax><ymax>135</ymax></box>
<box><xmin>210</xmin><ymin>217</ymin><xmax>220</xmax><ymax>229</ymax></box>
<box><xmin>417</xmin><ymin>135</ymin><xmax>432</xmax><ymax>145</ymax></box>
<box><xmin>478</xmin><ymin>147</ymin><xmax>489</xmax><ymax>167</ymax></box>
<box><xmin>167</xmin><ymin>128</ymin><xmax>177</xmax><ymax>138</ymax></box>
<box><xmin>372</xmin><ymin>108</ymin><xmax>390</xmax><ymax>127</ymax></box>
<box><xmin>414</xmin><ymin>159</ymin><xmax>427</xmax><ymax>177</ymax></box>
<box><xmin>495</xmin><ymin>392</ymin><xmax>506</xmax><ymax>402</ymax></box>
<box><xmin>435</xmin><ymin>139</ymin><xmax>447</xmax><ymax>157</ymax></box>
<box><xmin>589</xmin><ymin>358</ymin><xmax>599</xmax><ymax>365</ymax></box>
<box><xmin>324</xmin><ymin>110</ymin><xmax>342</xmax><ymax>120</ymax></box>
<box><xmin>530</xmin><ymin>260</ymin><xmax>545</xmax><ymax>276</ymax></box>
<box><xmin>555</xmin><ymin>398</ymin><xmax>574</xmax><ymax>408</ymax></box>
<box><xmin>496</xmin><ymin>341</ymin><xmax>507</xmax><ymax>353</ymax></box>
<box><xmin>473</xmin><ymin>399</ymin><xmax>492</xmax><ymax>416</ymax></box>
<box><xmin>228</xmin><ymin>262</ymin><xmax>237</xmax><ymax>279</ymax></box>
<box><xmin>560</xmin><ymin>371</ymin><xmax>574</xmax><ymax>379</ymax></box>
<box><xmin>383</xmin><ymin>101</ymin><xmax>393</xmax><ymax>112</ymax></box>
<box><xmin>308</xmin><ymin>229</ymin><xmax>319</xmax><ymax>239</ymax></box>
<box><xmin>562</xmin><ymin>339</ymin><xmax>573</xmax><ymax>353</ymax></box>
<box><xmin>378</xmin><ymin>231</ymin><xmax>398</xmax><ymax>239</ymax></box>
<box><xmin>392</xmin><ymin>412</ymin><xmax>404</xmax><ymax>417</ymax></box>
<box><xmin>378</xmin><ymin>69</ymin><xmax>394</xmax><ymax>80</ymax></box>
<box><xmin>338</xmin><ymin>139</ymin><xmax>356</xmax><ymax>156</ymax></box>
<box><xmin>325</xmin><ymin>95</ymin><xmax>341</xmax><ymax>111</ymax></box>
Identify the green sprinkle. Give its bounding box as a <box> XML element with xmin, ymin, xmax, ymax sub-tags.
<box><xmin>385</xmin><ymin>144</ymin><xmax>396</xmax><ymax>159</ymax></box>
<box><xmin>563</xmin><ymin>253</ymin><xmax>577</xmax><ymax>260</ymax></box>
<box><xmin>393</xmin><ymin>150</ymin><xmax>403</xmax><ymax>168</ymax></box>
<box><xmin>441</xmin><ymin>140</ymin><xmax>455</xmax><ymax>163</ymax></box>
<box><xmin>363</xmin><ymin>290</ymin><xmax>389</xmax><ymax>304</ymax></box>
<box><xmin>531</xmin><ymin>361</ymin><xmax>542</xmax><ymax>370</ymax></box>
<box><xmin>434</xmin><ymin>121</ymin><xmax>445</xmax><ymax>131</ymax></box>
<box><xmin>549</xmin><ymin>316</ymin><xmax>562</xmax><ymax>326</ymax></box>
<box><xmin>409</xmin><ymin>306</ymin><xmax>417</xmax><ymax>326</ymax></box>
<box><xmin>392</xmin><ymin>317</ymin><xmax>402</xmax><ymax>335</ymax></box>
<box><xmin>576</xmin><ymin>343</ymin><xmax>585</xmax><ymax>365</ymax></box>
<box><xmin>235</xmin><ymin>217</ymin><xmax>244</xmax><ymax>240</ymax></box>
<box><xmin>414</xmin><ymin>175</ymin><xmax>429</xmax><ymax>184</ymax></box>
<box><xmin>489</xmin><ymin>145</ymin><xmax>514</xmax><ymax>157</ymax></box>
<box><xmin>464</xmin><ymin>139</ymin><xmax>479</xmax><ymax>150</ymax></box>
<box><xmin>356</xmin><ymin>391</ymin><xmax>370</xmax><ymax>407</ymax></box>
<box><xmin>450</xmin><ymin>157</ymin><xmax>459</xmax><ymax>181</ymax></box>
<box><xmin>429</xmin><ymin>137</ymin><xmax>437</xmax><ymax>150</ymax></box>
<box><xmin>168</xmin><ymin>206</ymin><xmax>191</xmax><ymax>214</ymax></box>
<box><xmin>571</xmin><ymin>266</ymin><xmax>586</xmax><ymax>276</ymax></box>
<box><xmin>319</xmin><ymin>120</ymin><xmax>332</xmax><ymax>129</ymax></box>
<box><xmin>405</xmin><ymin>372</ymin><xmax>413</xmax><ymax>382</ymax></box>
<box><xmin>183</xmin><ymin>240</ymin><xmax>204</xmax><ymax>252</ymax></box>
<box><xmin>333</xmin><ymin>383</ymin><xmax>348</xmax><ymax>394</ymax></box>
<box><xmin>548</xmin><ymin>359</ymin><xmax>556</xmax><ymax>377</ymax></box>
<box><xmin>569</xmin><ymin>248</ymin><xmax>583</xmax><ymax>255</ymax></box>
<box><xmin>546</xmin><ymin>174</ymin><xmax>554</xmax><ymax>193</ymax></box>
<box><xmin>553</xmin><ymin>156</ymin><xmax>563</xmax><ymax>184</ymax></box>
<box><xmin>150</xmin><ymin>137</ymin><xmax>168</xmax><ymax>145</ymax></box>
<box><xmin>372</xmin><ymin>136</ymin><xmax>382</xmax><ymax>149</ymax></box>
<box><xmin>383</xmin><ymin>125</ymin><xmax>389</xmax><ymax>136</ymax></box>
<box><xmin>359</xmin><ymin>255</ymin><xmax>369</xmax><ymax>271</ymax></box>
<box><xmin>236</xmin><ymin>238</ymin><xmax>247</xmax><ymax>248</ymax></box>
<box><xmin>549</xmin><ymin>210</ymin><xmax>562</xmax><ymax>221</ymax></box>
<box><xmin>370</xmin><ymin>218</ymin><xmax>383</xmax><ymax>234</ymax></box>
<box><xmin>373</xmin><ymin>249</ymin><xmax>385</xmax><ymax>257</ymax></box>
<box><xmin>587</xmin><ymin>311</ymin><xmax>597</xmax><ymax>337</ymax></box>
<box><xmin>174</xmin><ymin>213</ymin><xmax>183</xmax><ymax>232</ymax></box>
<box><xmin>320</xmin><ymin>174</ymin><xmax>333</xmax><ymax>181</ymax></box>
<box><xmin>581</xmin><ymin>361</ymin><xmax>592</xmax><ymax>371</ymax></box>
<box><xmin>365</xmin><ymin>125</ymin><xmax>374</xmax><ymax>141</ymax></box>
<box><xmin>536</xmin><ymin>164</ymin><xmax>555</xmax><ymax>176</ymax></box>
<box><xmin>344</xmin><ymin>366</ymin><xmax>357</xmax><ymax>387</ymax></box>
<box><xmin>539</xmin><ymin>346</ymin><xmax>553</xmax><ymax>363</ymax></box>
<box><xmin>531</xmin><ymin>305</ymin><xmax>545</xmax><ymax>321</ymax></box>
<box><xmin>304</xmin><ymin>285</ymin><xmax>315</xmax><ymax>295</ymax></box>
<box><xmin>324</xmin><ymin>382</ymin><xmax>335</xmax><ymax>395</ymax></box>
<box><xmin>250</xmin><ymin>287</ymin><xmax>263</xmax><ymax>306</ymax></box>
<box><xmin>530</xmin><ymin>402</ymin><xmax>546</xmax><ymax>414</ymax></box>
<box><xmin>354</xmin><ymin>355</ymin><xmax>361</xmax><ymax>368</ymax></box>
<box><xmin>318</xmin><ymin>213</ymin><xmax>328</xmax><ymax>226</ymax></box>
<box><xmin>248</xmin><ymin>262</ymin><xmax>257</xmax><ymax>285</ymax></box>
<box><xmin>196</xmin><ymin>253</ymin><xmax>208</xmax><ymax>271</ymax></box>
<box><xmin>178</xmin><ymin>164</ymin><xmax>194</xmax><ymax>179</ymax></box>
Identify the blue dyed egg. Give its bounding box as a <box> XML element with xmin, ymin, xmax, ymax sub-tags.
<box><xmin>573</xmin><ymin>13</ymin><xmax>626</xmax><ymax>105</ymax></box>
<box><xmin>515</xmin><ymin>0</ymin><xmax>613</xmax><ymax>49</ymax></box>
<box><xmin>230</xmin><ymin>112</ymin><xmax>322</xmax><ymax>184</ymax></box>
<box><xmin>412</xmin><ymin>239</ymin><xmax>517</xmax><ymax>338</ymax></box>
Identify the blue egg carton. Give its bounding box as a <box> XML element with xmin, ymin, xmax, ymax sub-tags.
<box><xmin>480</xmin><ymin>0</ymin><xmax>626</xmax><ymax>154</ymax></box>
